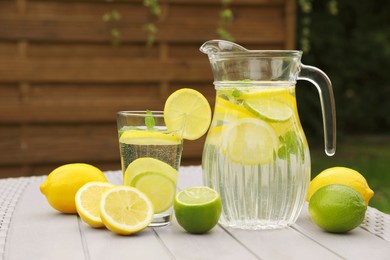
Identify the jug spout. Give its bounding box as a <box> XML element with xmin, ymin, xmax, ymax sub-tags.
<box><xmin>200</xmin><ymin>40</ymin><xmax>248</xmax><ymax>58</ymax></box>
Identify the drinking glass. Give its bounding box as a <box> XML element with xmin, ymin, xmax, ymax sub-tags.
<box><xmin>117</xmin><ymin>111</ymin><xmax>184</xmax><ymax>226</ymax></box>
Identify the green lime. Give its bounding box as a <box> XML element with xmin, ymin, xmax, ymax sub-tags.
<box><xmin>308</xmin><ymin>184</ymin><xmax>367</xmax><ymax>233</ymax></box>
<box><xmin>124</xmin><ymin>157</ymin><xmax>178</xmax><ymax>186</ymax></box>
<box><xmin>243</xmin><ymin>99</ymin><xmax>292</xmax><ymax>122</ymax></box>
<box><xmin>174</xmin><ymin>186</ymin><xmax>222</xmax><ymax>234</ymax></box>
<box><xmin>131</xmin><ymin>171</ymin><xmax>176</xmax><ymax>214</ymax></box>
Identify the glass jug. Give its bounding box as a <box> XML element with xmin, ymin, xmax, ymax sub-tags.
<box><xmin>200</xmin><ymin>40</ymin><xmax>336</xmax><ymax>230</ymax></box>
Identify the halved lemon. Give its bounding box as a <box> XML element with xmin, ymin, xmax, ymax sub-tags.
<box><xmin>75</xmin><ymin>182</ymin><xmax>115</xmax><ymax>228</ymax></box>
<box><xmin>222</xmin><ymin>118</ymin><xmax>278</xmax><ymax>165</ymax></box>
<box><xmin>100</xmin><ymin>186</ymin><xmax>154</xmax><ymax>235</ymax></box>
<box><xmin>164</xmin><ymin>88</ymin><xmax>212</xmax><ymax>140</ymax></box>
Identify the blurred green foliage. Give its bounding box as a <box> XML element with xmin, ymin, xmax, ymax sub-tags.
<box><xmin>296</xmin><ymin>0</ymin><xmax>390</xmax><ymax>141</ymax></box>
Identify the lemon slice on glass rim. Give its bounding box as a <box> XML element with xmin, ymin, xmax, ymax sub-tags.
<box><xmin>164</xmin><ymin>88</ymin><xmax>212</xmax><ymax>140</ymax></box>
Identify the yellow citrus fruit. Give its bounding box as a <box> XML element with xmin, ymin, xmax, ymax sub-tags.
<box><xmin>100</xmin><ymin>186</ymin><xmax>154</xmax><ymax>235</ymax></box>
<box><xmin>222</xmin><ymin>118</ymin><xmax>278</xmax><ymax>165</ymax></box>
<box><xmin>306</xmin><ymin>166</ymin><xmax>374</xmax><ymax>205</ymax></box>
<box><xmin>174</xmin><ymin>186</ymin><xmax>222</xmax><ymax>234</ymax></box>
<box><xmin>164</xmin><ymin>88</ymin><xmax>212</xmax><ymax>140</ymax></box>
<box><xmin>119</xmin><ymin>131</ymin><xmax>181</xmax><ymax>145</ymax></box>
<box><xmin>75</xmin><ymin>182</ymin><xmax>115</xmax><ymax>228</ymax></box>
<box><xmin>40</xmin><ymin>163</ymin><xmax>108</xmax><ymax>213</ymax></box>
<box><xmin>308</xmin><ymin>184</ymin><xmax>367</xmax><ymax>233</ymax></box>
<box><xmin>214</xmin><ymin>97</ymin><xmax>254</xmax><ymax>123</ymax></box>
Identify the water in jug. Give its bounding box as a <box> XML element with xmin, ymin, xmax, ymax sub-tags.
<box><xmin>200</xmin><ymin>40</ymin><xmax>336</xmax><ymax>230</ymax></box>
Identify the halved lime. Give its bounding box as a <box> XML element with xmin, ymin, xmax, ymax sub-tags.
<box><xmin>222</xmin><ymin>118</ymin><xmax>278</xmax><ymax>165</ymax></box>
<box><xmin>119</xmin><ymin>131</ymin><xmax>181</xmax><ymax>145</ymax></box>
<box><xmin>174</xmin><ymin>186</ymin><xmax>222</xmax><ymax>234</ymax></box>
<box><xmin>243</xmin><ymin>99</ymin><xmax>293</xmax><ymax>122</ymax></box>
<box><xmin>124</xmin><ymin>157</ymin><xmax>178</xmax><ymax>187</ymax></box>
<box><xmin>131</xmin><ymin>172</ymin><xmax>176</xmax><ymax>214</ymax></box>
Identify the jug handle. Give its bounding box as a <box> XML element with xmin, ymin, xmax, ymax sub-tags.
<box><xmin>298</xmin><ymin>64</ymin><xmax>336</xmax><ymax>156</ymax></box>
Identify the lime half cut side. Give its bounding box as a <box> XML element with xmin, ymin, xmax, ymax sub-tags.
<box><xmin>222</xmin><ymin>118</ymin><xmax>278</xmax><ymax>165</ymax></box>
<box><xmin>124</xmin><ymin>157</ymin><xmax>178</xmax><ymax>186</ymax></box>
<box><xmin>243</xmin><ymin>99</ymin><xmax>293</xmax><ymax>122</ymax></box>
<box><xmin>174</xmin><ymin>186</ymin><xmax>222</xmax><ymax>234</ymax></box>
<box><xmin>176</xmin><ymin>186</ymin><xmax>219</xmax><ymax>205</ymax></box>
<box><xmin>131</xmin><ymin>172</ymin><xmax>176</xmax><ymax>214</ymax></box>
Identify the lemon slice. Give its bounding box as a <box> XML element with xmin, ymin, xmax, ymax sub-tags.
<box><xmin>222</xmin><ymin>118</ymin><xmax>278</xmax><ymax>165</ymax></box>
<box><xmin>119</xmin><ymin>131</ymin><xmax>181</xmax><ymax>145</ymax></box>
<box><xmin>164</xmin><ymin>88</ymin><xmax>212</xmax><ymax>140</ymax></box>
<box><xmin>214</xmin><ymin>97</ymin><xmax>254</xmax><ymax>123</ymax></box>
<box><xmin>130</xmin><ymin>172</ymin><xmax>176</xmax><ymax>213</ymax></box>
<box><xmin>75</xmin><ymin>182</ymin><xmax>115</xmax><ymax>228</ymax></box>
<box><xmin>243</xmin><ymin>99</ymin><xmax>293</xmax><ymax>122</ymax></box>
<box><xmin>205</xmin><ymin>125</ymin><xmax>227</xmax><ymax>146</ymax></box>
<box><xmin>239</xmin><ymin>87</ymin><xmax>290</xmax><ymax>100</ymax></box>
<box><xmin>124</xmin><ymin>157</ymin><xmax>178</xmax><ymax>186</ymax></box>
<box><xmin>100</xmin><ymin>186</ymin><xmax>154</xmax><ymax>235</ymax></box>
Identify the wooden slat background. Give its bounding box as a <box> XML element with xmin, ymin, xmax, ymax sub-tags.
<box><xmin>0</xmin><ymin>0</ymin><xmax>296</xmax><ymax>178</ymax></box>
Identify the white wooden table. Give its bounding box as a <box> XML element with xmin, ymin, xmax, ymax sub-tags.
<box><xmin>1</xmin><ymin>166</ymin><xmax>390</xmax><ymax>260</ymax></box>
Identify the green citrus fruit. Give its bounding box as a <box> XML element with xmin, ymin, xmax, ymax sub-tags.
<box><xmin>174</xmin><ymin>186</ymin><xmax>222</xmax><ymax>234</ymax></box>
<box><xmin>308</xmin><ymin>184</ymin><xmax>367</xmax><ymax>233</ymax></box>
<box><xmin>306</xmin><ymin>166</ymin><xmax>374</xmax><ymax>205</ymax></box>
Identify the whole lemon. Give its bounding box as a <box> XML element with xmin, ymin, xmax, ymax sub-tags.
<box><xmin>308</xmin><ymin>184</ymin><xmax>367</xmax><ymax>233</ymax></box>
<box><xmin>40</xmin><ymin>163</ymin><xmax>108</xmax><ymax>213</ymax></box>
<box><xmin>306</xmin><ymin>167</ymin><xmax>374</xmax><ymax>205</ymax></box>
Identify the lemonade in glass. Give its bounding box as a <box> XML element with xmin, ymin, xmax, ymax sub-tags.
<box><xmin>117</xmin><ymin>111</ymin><xmax>183</xmax><ymax>227</ymax></box>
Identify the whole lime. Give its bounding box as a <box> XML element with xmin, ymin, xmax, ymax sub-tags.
<box><xmin>308</xmin><ymin>184</ymin><xmax>367</xmax><ymax>233</ymax></box>
<box><xmin>174</xmin><ymin>186</ymin><xmax>222</xmax><ymax>234</ymax></box>
<box><xmin>306</xmin><ymin>166</ymin><xmax>374</xmax><ymax>205</ymax></box>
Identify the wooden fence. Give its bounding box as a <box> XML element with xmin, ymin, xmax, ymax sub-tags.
<box><xmin>0</xmin><ymin>0</ymin><xmax>296</xmax><ymax>178</ymax></box>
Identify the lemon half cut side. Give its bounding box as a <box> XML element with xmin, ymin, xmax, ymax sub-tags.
<box><xmin>100</xmin><ymin>186</ymin><xmax>154</xmax><ymax>235</ymax></box>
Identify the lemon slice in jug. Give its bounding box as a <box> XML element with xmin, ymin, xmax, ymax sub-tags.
<box><xmin>222</xmin><ymin>118</ymin><xmax>278</xmax><ymax>165</ymax></box>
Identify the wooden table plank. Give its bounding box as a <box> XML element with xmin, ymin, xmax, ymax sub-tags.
<box><xmin>79</xmin><ymin>222</ymin><xmax>173</xmax><ymax>260</ymax></box>
<box><xmin>3</xmin><ymin>168</ymin><xmax>390</xmax><ymax>260</ymax></box>
<box><xmin>225</xmin><ymin>227</ymin><xmax>341</xmax><ymax>259</ymax></box>
<box><xmin>294</xmin><ymin>204</ymin><xmax>390</xmax><ymax>260</ymax></box>
<box><xmin>154</xmin><ymin>222</ymin><xmax>259</xmax><ymax>260</ymax></box>
<box><xmin>5</xmin><ymin>177</ymin><xmax>85</xmax><ymax>260</ymax></box>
